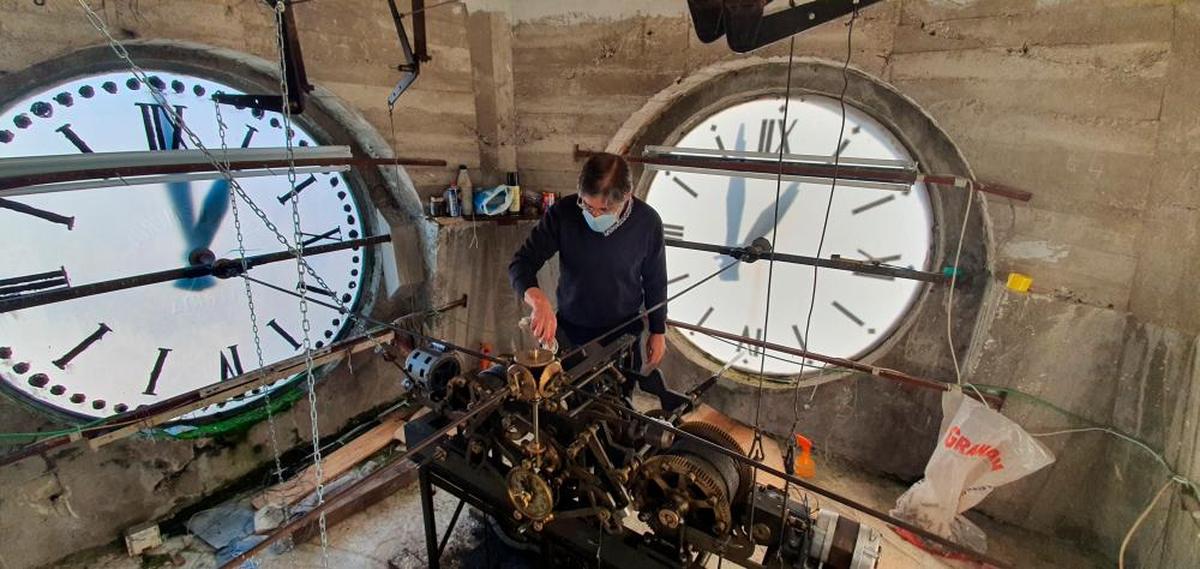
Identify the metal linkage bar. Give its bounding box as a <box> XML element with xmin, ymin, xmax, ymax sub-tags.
<box><xmin>220</xmin><ymin>388</ymin><xmax>509</xmax><ymax>569</ymax></box>
<box><xmin>667</xmin><ymin>319</ymin><xmax>1004</xmax><ymax>408</ymax></box>
<box><xmin>574</xmin><ymin>146</ymin><xmax>1033</xmax><ymax>201</ymax></box>
<box><xmin>0</xmin><ymin>234</ymin><xmax>390</xmax><ymax>314</ymax></box>
<box><xmin>666</xmin><ymin>237</ymin><xmax>948</xmax><ymax>284</ymax></box>
<box><xmin>0</xmin><ymin>153</ymin><xmax>447</xmax><ymax>196</ymax></box>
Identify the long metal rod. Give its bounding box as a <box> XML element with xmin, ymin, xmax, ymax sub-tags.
<box><xmin>666</xmin><ymin>238</ymin><xmax>948</xmax><ymax>284</ymax></box>
<box><xmin>667</xmin><ymin>319</ymin><xmax>1003</xmax><ymax>408</ymax></box>
<box><xmin>0</xmin><ymin>234</ymin><xmax>390</xmax><ymax>313</ymax></box>
<box><xmin>567</xmin><ymin>385</ymin><xmax>1013</xmax><ymax>569</ymax></box>
<box><xmin>574</xmin><ymin>147</ymin><xmax>1033</xmax><ymax>202</ymax></box>
<box><xmin>0</xmin><ymin>155</ymin><xmax>447</xmax><ymax>194</ymax></box>
<box><xmin>0</xmin><ymin>296</ymin><xmax>468</xmax><ymax>466</ymax></box>
<box><xmin>243</xmin><ymin>279</ymin><xmax>505</xmax><ymax>366</ymax></box>
<box><xmin>220</xmin><ymin>388</ymin><xmax>508</xmax><ymax>569</ymax></box>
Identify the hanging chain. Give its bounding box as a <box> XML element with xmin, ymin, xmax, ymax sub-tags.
<box><xmin>75</xmin><ymin>2</ymin><xmax>395</xmax><ymax>561</ymax></box>
<box><xmin>215</xmin><ymin>100</ymin><xmax>287</xmax><ymax>485</ymax></box>
<box><xmin>272</xmin><ymin>1</ymin><xmax>330</xmax><ymax>565</ymax></box>
<box><xmin>75</xmin><ymin>0</ymin><xmax>398</xmax><ymax>349</ymax></box>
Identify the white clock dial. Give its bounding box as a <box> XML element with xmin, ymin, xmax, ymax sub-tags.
<box><xmin>0</xmin><ymin>70</ymin><xmax>367</xmax><ymax>421</ymax></box>
<box><xmin>646</xmin><ymin>95</ymin><xmax>933</xmax><ymax>376</ymax></box>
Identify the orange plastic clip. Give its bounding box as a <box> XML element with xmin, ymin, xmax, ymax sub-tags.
<box><xmin>793</xmin><ymin>434</ymin><xmax>815</xmax><ymax>478</ymax></box>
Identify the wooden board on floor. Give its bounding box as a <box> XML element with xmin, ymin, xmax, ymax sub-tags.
<box><xmin>252</xmin><ymin>414</ymin><xmax>408</xmax><ymax>510</ymax></box>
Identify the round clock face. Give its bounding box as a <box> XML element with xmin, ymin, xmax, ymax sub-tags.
<box><xmin>646</xmin><ymin>94</ymin><xmax>933</xmax><ymax>376</ymax></box>
<box><xmin>0</xmin><ymin>70</ymin><xmax>367</xmax><ymax>421</ymax></box>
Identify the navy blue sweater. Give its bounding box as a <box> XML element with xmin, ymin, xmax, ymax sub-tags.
<box><xmin>508</xmin><ymin>194</ymin><xmax>668</xmax><ymax>338</ymax></box>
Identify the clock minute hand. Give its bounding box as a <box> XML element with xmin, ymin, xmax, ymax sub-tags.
<box><xmin>166</xmin><ymin>181</ymin><xmax>195</xmax><ymax>239</ymax></box>
<box><xmin>0</xmin><ymin>234</ymin><xmax>391</xmax><ymax>314</ymax></box>
<box><xmin>720</xmin><ymin>123</ymin><xmax>748</xmax><ymax>282</ymax></box>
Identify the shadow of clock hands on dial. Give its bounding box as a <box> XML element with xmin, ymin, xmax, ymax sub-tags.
<box><xmin>167</xmin><ymin>179</ymin><xmax>230</xmax><ymax>291</ymax></box>
<box><xmin>717</xmin><ymin>124</ymin><xmax>801</xmax><ymax>281</ymax></box>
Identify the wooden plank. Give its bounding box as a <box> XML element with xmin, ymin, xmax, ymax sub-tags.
<box><xmin>252</xmin><ymin>414</ymin><xmax>407</xmax><ymax>510</ymax></box>
<box><xmin>291</xmin><ymin>459</ymin><xmax>420</xmax><ymax>546</ymax></box>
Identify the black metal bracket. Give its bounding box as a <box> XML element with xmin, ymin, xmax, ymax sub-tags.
<box><xmin>687</xmin><ymin>0</ymin><xmax>887</xmax><ymax>53</ymax></box>
<box><xmin>727</xmin><ymin>236</ymin><xmax>773</xmax><ymax>263</ymax></box>
<box><xmin>213</xmin><ymin>0</ymin><xmax>313</xmax><ymax>114</ymax></box>
<box><xmin>386</xmin><ymin>0</ymin><xmax>431</xmax><ymax>107</ymax></box>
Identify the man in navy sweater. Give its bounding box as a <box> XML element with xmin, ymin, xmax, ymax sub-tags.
<box><xmin>508</xmin><ymin>153</ymin><xmax>668</xmax><ymax>369</ymax></box>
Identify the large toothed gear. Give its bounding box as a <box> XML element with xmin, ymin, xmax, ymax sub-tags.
<box><xmin>675</xmin><ymin>421</ymin><xmax>750</xmax><ymax>503</ymax></box>
<box><xmin>633</xmin><ymin>453</ymin><xmax>733</xmax><ymax>536</ymax></box>
<box><xmin>632</xmin><ymin>421</ymin><xmax>747</xmax><ymax>537</ymax></box>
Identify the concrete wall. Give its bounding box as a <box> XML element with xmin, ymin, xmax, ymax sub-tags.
<box><xmin>503</xmin><ymin>1</ymin><xmax>1200</xmax><ymax>567</ymax></box>
<box><xmin>3</xmin><ymin>0</ymin><xmax>1200</xmax><ymax>567</ymax></box>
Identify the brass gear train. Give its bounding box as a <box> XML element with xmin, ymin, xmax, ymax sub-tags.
<box><xmin>631</xmin><ymin>421</ymin><xmax>749</xmax><ymax>537</ymax></box>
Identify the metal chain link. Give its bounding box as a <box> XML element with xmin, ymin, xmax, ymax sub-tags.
<box><xmin>215</xmin><ymin>100</ymin><xmax>287</xmax><ymax>485</ymax></box>
<box><xmin>272</xmin><ymin>1</ymin><xmax>330</xmax><ymax>564</ymax></box>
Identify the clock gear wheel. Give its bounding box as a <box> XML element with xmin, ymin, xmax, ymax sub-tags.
<box><xmin>506</xmin><ymin>465</ymin><xmax>555</xmax><ymax>524</ymax></box>
<box><xmin>630</xmin><ymin>421</ymin><xmax>746</xmax><ymax>537</ymax></box>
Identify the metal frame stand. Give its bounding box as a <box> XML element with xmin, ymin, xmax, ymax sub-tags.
<box><xmin>419</xmin><ymin>465</ymin><xmax>441</xmax><ymax>569</ymax></box>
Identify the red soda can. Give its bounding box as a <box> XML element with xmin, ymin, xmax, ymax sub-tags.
<box><xmin>541</xmin><ymin>192</ymin><xmax>556</xmax><ymax>213</ymax></box>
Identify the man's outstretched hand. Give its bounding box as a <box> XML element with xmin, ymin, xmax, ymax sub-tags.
<box><xmin>646</xmin><ymin>333</ymin><xmax>666</xmax><ymax>368</ymax></box>
<box><xmin>523</xmin><ymin>287</ymin><xmax>557</xmax><ymax>346</ymax></box>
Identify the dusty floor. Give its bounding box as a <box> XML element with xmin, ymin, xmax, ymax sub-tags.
<box><xmin>51</xmin><ymin>398</ymin><xmax>1108</xmax><ymax>569</ymax></box>
<box><xmin>52</xmin><ymin>452</ymin><xmax>1106</xmax><ymax>569</ymax></box>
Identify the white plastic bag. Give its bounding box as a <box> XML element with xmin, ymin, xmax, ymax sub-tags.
<box><xmin>891</xmin><ymin>390</ymin><xmax>1055</xmax><ymax>553</ymax></box>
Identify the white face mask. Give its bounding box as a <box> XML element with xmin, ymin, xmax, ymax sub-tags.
<box><xmin>581</xmin><ymin>208</ymin><xmax>619</xmax><ymax>233</ymax></box>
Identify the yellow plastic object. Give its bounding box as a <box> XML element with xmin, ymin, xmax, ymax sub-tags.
<box><xmin>1006</xmin><ymin>272</ymin><xmax>1033</xmax><ymax>293</ymax></box>
<box><xmin>793</xmin><ymin>434</ymin><xmax>816</xmax><ymax>478</ymax></box>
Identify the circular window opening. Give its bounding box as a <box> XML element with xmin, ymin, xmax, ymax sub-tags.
<box><xmin>645</xmin><ymin>94</ymin><xmax>933</xmax><ymax>376</ymax></box>
<box><xmin>0</xmin><ymin>68</ymin><xmax>368</xmax><ymax>423</ymax></box>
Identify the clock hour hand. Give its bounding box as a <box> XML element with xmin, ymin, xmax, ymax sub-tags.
<box><xmin>167</xmin><ymin>179</ymin><xmax>230</xmax><ymax>291</ymax></box>
<box><xmin>741</xmin><ymin>182</ymin><xmax>799</xmax><ymax>246</ymax></box>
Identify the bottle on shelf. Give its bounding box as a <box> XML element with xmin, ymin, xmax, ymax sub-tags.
<box><xmin>444</xmin><ymin>184</ymin><xmax>461</xmax><ymax>217</ymax></box>
<box><xmin>506</xmin><ymin>171</ymin><xmax>521</xmax><ymax>215</ymax></box>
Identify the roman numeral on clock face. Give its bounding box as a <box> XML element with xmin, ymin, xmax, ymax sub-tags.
<box><xmin>757</xmin><ymin>118</ymin><xmax>796</xmax><ymax>154</ymax></box>
<box><xmin>663</xmin><ymin>223</ymin><xmax>685</xmax><ymax>240</ymax></box>
<box><xmin>0</xmin><ymin>267</ymin><xmax>70</xmax><ymax>297</ymax></box>
<box><xmin>240</xmin><ymin>125</ymin><xmax>259</xmax><ymax>148</ymax></box>
<box><xmin>144</xmin><ymin>348</ymin><xmax>172</xmax><ymax>395</ymax></box>
<box><xmin>303</xmin><ymin>284</ymin><xmax>336</xmax><ymax>298</ymax></box>
<box><xmin>302</xmin><ymin>227</ymin><xmax>343</xmax><ymax>247</ymax></box>
<box><xmin>0</xmin><ymin>198</ymin><xmax>75</xmax><ymax>230</ymax></box>
<box><xmin>53</xmin><ymin>323</ymin><xmax>112</xmax><ymax>369</ymax></box>
<box><xmin>277</xmin><ymin>174</ymin><xmax>317</xmax><ymax>204</ymax></box>
<box><xmin>266</xmin><ymin>318</ymin><xmax>302</xmax><ymax>350</ymax></box>
<box><xmin>55</xmin><ymin>124</ymin><xmax>93</xmax><ymax>153</ymax></box>
<box><xmin>219</xmin><ymin>344</ymin><xmax>245</xmax><ymax>381</ymax></box>
<box><xmin>134</xmin><ymin>102</ymin><xmax>187</xmax><ymax>150</ymax></box>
